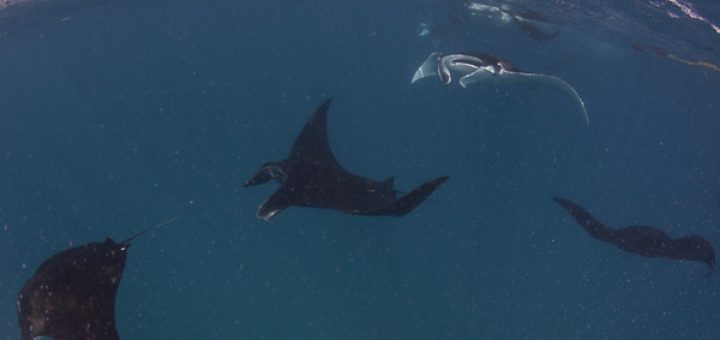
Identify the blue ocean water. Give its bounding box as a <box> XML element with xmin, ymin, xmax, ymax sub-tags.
<box><xmin>1</xmin><ymin>0</ymin><xmax>719</xmax><ymax>338</ymax></box>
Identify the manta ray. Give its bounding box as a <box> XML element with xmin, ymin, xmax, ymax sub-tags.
<box><xmin>465</xmin><ymin>2</ymin><xmax>562</xmax><ymax>41</ymax></box>
<box><xmin>17</xmin><ymin>218</ymin><xmax>176</xmax><ymax>340</ymax></box>
<box><xmin>245</xmin><ymin>98</ymin><xmax>448</xmax><ymax>221</ymax></box>
<box><xmin>412</xmin><ymin>52</ymin><xmax>589</xmax><ymax>125</ymax></box>
<box><xmin>553</xmin><ymin>197</ymin><xmax>715</xmax><ymax>276</ymax></box>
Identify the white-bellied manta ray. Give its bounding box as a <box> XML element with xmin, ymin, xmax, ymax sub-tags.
<box><xmin>411</xmin><ymin>52</ymin><xmax>589</xmax><ymax>125</ymax></box>
<box><xmin>245</xmin><ymin>98</ymin><xmax>449</xmax><ymax>221</ymax></box>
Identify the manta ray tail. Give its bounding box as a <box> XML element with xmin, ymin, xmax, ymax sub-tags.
<box><xmin>486</xmin><ymin>71</ymin><xmax>589</xmax><ymax>125</ymax></box>
<box><xmin>540</xmin><ymin>74</ymin><xmax>589</xmax><ymax>126</ymax></box>
<box><xmin>121</xmin><ymin>216</ymin><xmax>179</xmax><ymax>246</ymax></box>
<box><xmin>376</xmin><ymin>176</ymin><xmax>449</xmax><ymax>216</ymax></box>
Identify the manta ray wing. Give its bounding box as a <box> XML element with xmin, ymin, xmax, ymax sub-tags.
<box><xmin>411</xmin><ymin>52</ymin><xmax>443</xmax><ymax>84</ymax></box>
<box><xmin>368</xmin><ymin>176</ymin><xmax>448</xmax><ymax>216</ymax></box>
<box><xmin>288</xmin><ymin>98</ymin><xmax>340</xmax><ymax>166</ymax></box>
<box><xmin>17</xmin><ymin>241</ymin><xmax>126</xmax><ymax>340</ymax></box>
<box><xmin>496</xmin><ymin>70</ymin><xmax>589</xmax><ymax>125</ymax></box>
<box><xmin>552</xmin><ymin>197</ymin><xmax>615</xmax><ymax>243</ymax></box>
<box><xmin>668</xmin><ymin>235</ymin><xmax>715</xmax><ymax>275</ymax></box>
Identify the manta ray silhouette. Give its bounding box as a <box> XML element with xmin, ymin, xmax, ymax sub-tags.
<box><xmin>245</xmin><ymin>98</ymin><xmax>448</xmax><ymax>221</ymax></box>
<box><xmin>412</xmin><ymin>51</ymin><xmax>589</xmax><ymax>125</ymax></box>
<box><xmin>16</xmin><ymin>218</ymin><xmax>176</xmax><ymax>340</ymax></box>
<box><xmin>553</xmin><ymin>197</ymin><xmax>715</xmax><ymax>276</ymax></box>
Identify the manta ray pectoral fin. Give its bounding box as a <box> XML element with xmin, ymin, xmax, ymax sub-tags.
<box><xmin>552</xmin><ymin>197</ymin><xmax>614</xmax><ymax>242</ymax></box>
<box><xmin>501</xmin><ymin>71</ymin><xmax>590</xmax><ymax>125</ymax></box>
<box><xmin>288</xmin><ymin>98</ymin><xmax>340</xmax><ymax>166</ymax></box>
<box><xmin>257</xmin><ymin>189</ymin><xmax>290</xmax><ymax>221</ymax></box>
<box><xmin>373</xmin><ymin>176</ymin><xmax>448</xmax><ymax>216</ymax></box>
<box><xmin>668</xmin><ymin>235</ymin><xmax>716</xmax><ymax>274</ymax></box>
<box><xmin>412</xmin><ymin>52</ymin><xmax>443</xmax><ymax>84</ymax></box>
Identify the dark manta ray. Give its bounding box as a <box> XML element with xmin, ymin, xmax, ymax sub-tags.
<box><xmin>244</xmin><ymin>98</ymin><xmax>448</xmax><ymax>221</ymax></box>
<box><xmin>411</xmin><ymin>52</ymin><xmax>589</xmax><ymax>125</ymax></box>
<box><xmin>17</xmin><ymin>218</ymin><xmax>175</xmax><ymax>340</ymax></box>
<box><xmin>553</xmin><ymin>197</ymin><xmax>715</xmax><ymax>276</ymax></box>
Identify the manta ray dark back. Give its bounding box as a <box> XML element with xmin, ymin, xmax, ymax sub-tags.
<box><xmin>17</xmin><ymin>238</ymin><xmax>129</xmax><ymax>340</ymax></box>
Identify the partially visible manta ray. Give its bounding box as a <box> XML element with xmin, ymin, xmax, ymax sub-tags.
<box><xmin>16</xmin><ymin>218</ymin><xmax>176</xmax><ymax>340</ymax></box>
<box><xmin>465</xmin><ymin>2</ymin><xmax>562</xmax><ymax>41</ymax></box>
<box><xmin>245</xmin><ymin>98</ymin><xmax>448</xmax><ymax>221</ymax></box>
<box><xmin>412</xmin><ymin>52</ymin><xmax>589</xmax><ymax>126</ymax></box>
<box><xmin>553</xmin><ymin>197</ymin><xmax>715</xmax><ymax>276</ymax></box>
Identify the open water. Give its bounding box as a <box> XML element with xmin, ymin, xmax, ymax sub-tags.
<box><xmin>1</xmin><ymin>0</ymin><xmax>719</xmax><ymax>339</ymax></box>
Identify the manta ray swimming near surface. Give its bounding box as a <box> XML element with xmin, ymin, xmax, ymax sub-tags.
<box><xmin>553</xmin><ymin>197</ymin><xmax>715</xmax><ymax>276</ymax></box>
<box><xmin>465</xmin><ymin>2</ymin><xmax>562</xmax><ymax>41</ymax></box>
<box><xmin>412</xmin><ymin>52</ymin><xmax>589</xmax><ymax>125</ymax></box>
<box><xmin>16</xmin><ymin>218</ymin><xmax>176</xmax><ymax>340</ymax></box>
<box><xmin>245</xmin><ymin>98</ymin><xmax>448</xmax><ymax>221</ymax></box>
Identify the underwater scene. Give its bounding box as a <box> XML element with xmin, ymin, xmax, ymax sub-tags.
<box><xmin>1</xmin><ymin>0</ymin><xmax>719</xmax><ymax>339</ymax></box>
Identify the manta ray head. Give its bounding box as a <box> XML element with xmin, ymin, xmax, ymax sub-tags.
<box><xmin>244</xmin><ymin>162</ymin><xmax>288</xmax><ymax>187</ymax></box>
<box><xmin>497</xmin><ymin>60</ymin><xmax>514</xmax><ymax>72</ymax></box>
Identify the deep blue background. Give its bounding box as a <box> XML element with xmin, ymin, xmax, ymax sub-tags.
<box><xmin>1</xmin><ymin>0</ymin><xmax>719</xmax><ymax>338</ymax></box>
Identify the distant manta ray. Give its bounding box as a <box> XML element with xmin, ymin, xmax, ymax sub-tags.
<box><xmin>465</xmin><ymin>2</ymin><xmax>562</xmax><ymax>41</ymax></box>
<box><xmin>412</xmin><ymin>52</ymin><xmax>589</xmax><ymax>125</ymax></box>
<box><xmin>245</xmin><ymin>98</ymin><xmax>448</xmax><ymax>221</ymax></box>
<box><xmin>553</xmin><ymin>197</ymin><xmax>715</xmax><ymax>276</ymax></box>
